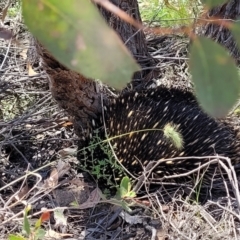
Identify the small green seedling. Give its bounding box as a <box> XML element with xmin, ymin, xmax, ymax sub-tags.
<box><xmin>8</xmin><ymin>205</ymin><xmax>49</xmax><ymax>240</ymax></box>
<box><xmin>108</xmin><ymin>176</ymin><xmax>137</xmax><ymax>212</ymax></box>
<box><xmin>116</xmin><ymin>176</ymin><xmax>136</xmax><ymax>199</ymax></box>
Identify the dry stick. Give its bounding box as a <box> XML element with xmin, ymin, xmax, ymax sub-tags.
<box><xmin>1</xmin><ymin>0</ymin><xmax>11</xmax><ymax>23</ymax></box>
<box><xmin>0</xmin><ymin>94</ymin><xmax>52</xmax><ymax>138</ymax></box>
<box><xmin>27</xmin><ymin>181</ymin><xmax>69</xmax><ymax>207</ymax></box>
<box><xmin>148</xmin><ymin>156</ymin><xmax>233</xmax><ymax>181</ymax></box>
<box><xmin>208</xmin><ymin>165</ymin><xmax>218</xmax><ymax>201</ymax></box>
<box><xmin>0</xmin><ymin>173</ymin><xmax>71</xmax><ymax>226</ymax></box>
<box><xmin>136</xmin><ymin>156</ymin><xmax>240</xmax><ymax>209</ymax></box>
<box><xmin>153</xmin><ymin>56</ymin><xmax>189</xmax><ymax>60</ymax></box>
<box><xmin>196</xmin><ymin>206</ymin><xmax>218</xmax><ymax>232</ymax></box>
<box><xmin>0</xmin><ymin>38</ymin><xmax>12</xmax><ymax>71</ymax></box>
<box><xmin>10</xmin><ymin>143</ymin><xmax>32</xmax><ymax>166</ymax></box>
<box><xmin>0</xmin><ymin>162</ymin><xmax>53</xmax><ymax>193</ymax></box>
<box><xmin>208</xmin><ymin>200</ymin><xmax>240</xmax><ymax>222</ymax></box>
<box><xmin>220</xmin><ymin>168</ymin><xmax>233</xmax><ymax>222</ymax></box>
<box><xmin>2</xmin><ymin>194</ymin><xmax>52</xmax><ymax>226</ymax></box>
<box><xmin>135</xmin><ymin>156</ymin><xmax>219</xmax><ymax>193</ymax></box>
<box><xmin>219</xmin><ymin>159</ymin><xmax>240</xmax><ymax>213</ymax></box>
<box><xmin>3</xmin><ymin>164</ymin><xmax>31</xmax><ymax>208</ymax></box>
<box><xmin>5</xmin><ymin>172</ymin><xmax>43</xmax><ymax>214</ymax></box>
<box><xmin>1</xmin><ymin>93</ymin><xmax>52</xmax><ymax>128</ymax></box>
<box><xmin>124</xmin><ymin>28</ymin><xmax>142</xmax><ymax>45</ymax></box>
<box><xmin>94</xmin><ymin>0</ymin><xmax>142</xmax><ymax>30</ymax></box>
<box><xmin>0</xmin><ymin>173</ymin><xmax>43</xmax><ymax>226</ymax></box>
<box><xmin>18</xmin><ymin>197</ymin><xmax>136</xmax><ymax>221</ymax></box>
<box><xmin>133</xmin><ymin>160</ymin><xmax>156</xmax><ymax>193</ymax></box>
<box><xmin>230</xmin><ymin>213</ymin><xmax>238</xmax><ymax>240</ymax></box>
<box><xmin>190</xmin><ymin>204</ymin><xmax>218</xmax><ymax>233</ymax></box>
<box><xmin>155</xmin><ymin>195</ymin><xmax>192</xmax><ymax>240</ymax></box>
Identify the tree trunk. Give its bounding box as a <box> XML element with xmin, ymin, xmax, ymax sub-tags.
<box><xmin>32</xmin><ymin>0</ymin><xmax>153</xmax><ymax>142</ymax></box>
<box><xmin>203</xmin><ymin>0</ymin><xmax>240</xmax><ymax>63</ymax></box>
<box><xmin>99</xmin><ymin>0</ymin><xmax>157</xmax><ymax>84</ymax></box>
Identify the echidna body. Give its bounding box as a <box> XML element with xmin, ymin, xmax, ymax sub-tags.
<box><xmin>80</xmin><ymin>86</ymin><xmax>240</xmax><ymax>186</ymax></box>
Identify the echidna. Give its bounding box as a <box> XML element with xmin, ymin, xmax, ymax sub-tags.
<box><xmin>79</xmin><ymin>86</ymin><xmax>240</xmax><ymax>190</ymax></box>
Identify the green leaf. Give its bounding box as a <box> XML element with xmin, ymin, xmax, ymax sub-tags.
<box><xmin>229</xmin><ymin>21</ymin><xmax>240</xmax><ymax>51</ymax></box>
<box><xmin>70</xmin><ymin>200</ymin><xmax>79</xmax><ymax>207</ymax></box>
<box><xmin>23</xmin><ymin>207</ymin><xmax>31</xmax><ymax>236</ymax></box>
<box><xmin>116</xmin><ymin>176</ymin><xmax>136</xmax><ymax>198</ymax></box>
<box><xmin>127</xmin><ymin>191</ymin><xmax>136</xmax><ymax>198</ymax></box>
<box><xmin>108</xmin><ymin>198</ymin><xmax>132</xmax><ymax>212</ymax></box>
<box><xmin>35</xmin><ymin>228</ymin><xmax>46</xmax><ymax>239</ymax></box>
<box><xmin>189</xmin><ymin>36</ymin><xmax>240</xmax><ymax>117</ymax></box>
<box><xmin>22</xmin><ymin>0</ymin><xmax>140</xmax><ymax>89</ymax></box>
<box><xmin>8</xmin><ymin>234</ymin><xmax>26</xmax><ymax>240</ymax></box>
<box><xmin>120</xmin><ymin>200</ymin><xmax>132</xmax><ymax>212</ymax></box>
<box><xmin>119</xmin><ymin>176</ymin><xmax>131</xmax><ymax>198</ymax></box>
<box><xmin>201</xmin><ymin>0</ymin><xmax>228</xmax><ymax>8</ymax></box>
<box><xmin>34</xmin><ymin>218</ymin><xmax>42</xmax><ymax>229</ymax></box>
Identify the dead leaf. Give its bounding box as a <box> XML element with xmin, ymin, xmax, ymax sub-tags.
<box><xmin>56</xmin><ymin>160</ymin><xmax>71</xmax><ymax>178</ymax></box>
<box><xmin>45</xmin><ymin>229</ymin><xmax>72</xmax><ymax>239</ymax></box>
<box><xmin>58</xmin><ymin>147</ymin><xmax>77</xmax><ymax>157</ymax></box>
<box><xmin>40</xmin><ymin>210</ymin><xmax>51</xmax><ymax>222</ymax></box>
<box><xmin>15</xmin><ymin>184</ymin><xmax>30</xmax><ymax>201</ymax></box>
<box><xmin>20</xmin><ymin>48</ymin><xmax>28</xmax><ymax>60</ymax></box>
<box><xmin>78</xmin><ymin>188</ymin><xmax>102</xmax><ymax>209</ymax></box>
<box><xmin>44</xmin><ymin>168</ymin><xmax>58</xmax><ymax>188</ymax></box>
<box><xmin>156</xmin><ymin>228</ymin><xmax>167</xmax><ymax>240</ymax></box>
<box><xmin>53</xmin><ymin>179</ymin><xmax>89</xmax><ymax>206</ymax></box>
<box><xmin>27</xmin><ymin>62</ymin><xmax>38</xmax><ymax>76</ymax></box>
<box><xmin>69</xmin><ymin>178</ymin><xmax>87</xmax><ymax>187</ymax></box>
<box><xmin>119</xmin><ymin>211</ymin><xmax>143</xmax><ymax>225</ymax></box>
<box><xmin>54</xmin><ymin>209</ymin><xmax>67</xmax><ymax>227</ymax></box>
<box><xmin>61</xmin><ymin>121</ymin><xmax>73</xmax><ymax>127</ymax></box>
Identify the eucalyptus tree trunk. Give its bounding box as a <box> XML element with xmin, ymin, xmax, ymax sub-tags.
<box><xmin>99</xmin><ymin>0</ymin><xmax>157</xmax><ymax>84</ymax></box>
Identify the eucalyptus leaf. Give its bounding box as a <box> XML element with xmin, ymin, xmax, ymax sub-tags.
<box><xmin>190</xmin><ymin>37</ymin><xmax>240</xmax><ymax>117</ymax></box>
<box><xmin>22</xmin><ymin>0</ymin><xmax>140</xmax><ymax>89</ymax></box>
<box><xmin>201</xmin><ymin>0</ymin><xmax>228</xmax><ymax>8</ymax></box>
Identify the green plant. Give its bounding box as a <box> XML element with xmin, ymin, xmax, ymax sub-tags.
<box><xmin>8</xmin><ymin>7</ymin><xmax>19</xmax><ymax>18</ymax></box>
<box><xmin>116</xmin><ymin>176</ymin><xmax>136</xmax><ymax>199</ymax></box>
<box><xmin>8</xmin><ymin>205</ymin><xmax>49</xmax><ymax>240</ymax></box>
<box><xmin>109</xmin><ymin>176</ymin><xmax>136</xmax><ymax>212</ymax></box>
<box><xmin>1</xmin><ymin>95</ymin><xmax>36</xmax><ymax>121</ymax></box>
<box><xmin>4</xmin><ymin>0</ymin><xmax>21</xmax><ymax>18</ymax></box>
<box><xmin>139</xmin><ymin>0</ymin><xmax>201</xmax><ymax>27</ymax></box>
<box><xmin>79</xmin><ymin>131</ymin><xmax>126</xmax><ymax>188</ymax></box>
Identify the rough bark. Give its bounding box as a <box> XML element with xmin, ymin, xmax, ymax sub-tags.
<box><xmin>99</xmin><ymin>0</ymin><xmax>158</xmax><ymax>84</ymax></box>
<box><xmin>203</xmin><ymin>0</ymin><xmax>240</xmax><ymax>63</ymax></box>
<box><xmin>33</xmin><ymin>41</ymin><xmax>117</xmax><ymax>140</ymax></box>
